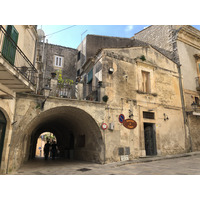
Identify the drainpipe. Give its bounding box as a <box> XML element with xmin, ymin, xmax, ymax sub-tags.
<box><xmin>177</xmin><ymin>64</ymin><xmax>192</xmax><ymax>152</ymax></box>
<box><xmin>171</xmin><ymin>26</ymin><xmax>193</xmax><ymax>152</ymax></box>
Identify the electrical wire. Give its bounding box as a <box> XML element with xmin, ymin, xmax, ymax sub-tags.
<box><xmin>45</xmin><ymin>25</ymin><xmax>77</xmax><ymax>37</ymax></box>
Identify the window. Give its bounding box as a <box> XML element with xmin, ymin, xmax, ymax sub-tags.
<box><xmin>77</xmin><ymin>69</ymin><xmax>80</xmax><ymax>76</ymax></box>
<box><xmin>77</xmin><ymin>51</ymin><xmax>81</xmax><ymax>61</ymax></box>
<box><xmin>143</xmin><ymin>112</ymin><xmax>155</xmax><ymax>119</ymax></box>
<box><xmin>54</xmin><ymin>56</ymin><xmax>63</xmax><ymax>67</ymax></box>
<box><xmin>2</xmin><ymin>25</ymin><xmax>18</xmax><ymax>66</ymax></box>
<box><xmin>142</xmin><ymin>71</ymin><xmax>151</xmax><ymax>93</ymax></box>
<box><xmin>195</xmin><ymin>97</ymin><xmax>200</xmax><ymax>106</ymax></box>
<box><xmin>87</xmin><ymin>68</ymin><xmax>93</xmax><ymax>84</ymax></box>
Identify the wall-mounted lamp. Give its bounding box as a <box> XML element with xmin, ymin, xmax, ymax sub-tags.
<box><xmin>163</xmin><ymin>113</ymin><xmax>169</xmax><ymax>121</ymax></box>
<box><xmin>191</xmin><ymin>101</ymin><xmax>197</xmax><ymax>112</ymax></box>
<box><xmin>129</xmin><ymin>110</ymin><xmax>134</xmax><ymax>118</ymax></box>
<box><xmin>108</xmin><ymin>67</ymin><xmax>114</xmax><ymax>74</ymax></box>
<box><xmin>41</xmin><ymin>85</ymin><xmax>51</xmax><ymax>110</ymax></box>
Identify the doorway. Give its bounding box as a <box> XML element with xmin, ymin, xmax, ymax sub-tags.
<box><xmin>0</xmin><ymin>110</ymin><xmax>7</xmax><ymax>164</ymax></box>
<box><xmin>144</xmin><ymin>123</ymin><xmax>157</xmax><ymax>156</ymax></box>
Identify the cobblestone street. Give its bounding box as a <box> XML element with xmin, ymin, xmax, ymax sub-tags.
<box><xmin>10</xmin><ymin>152</ymin><xmax>200</xmax><ymax>175</ymax></box>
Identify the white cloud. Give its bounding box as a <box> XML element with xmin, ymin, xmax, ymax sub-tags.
<box><xmin>143</xmin><ymin>26</ymin><xmax>149</xmax><ymax>29</ymax></box>
<box><xmin>125</xmin><ymin>25</ymin><xmax>134</xmax><ymax>32</ymax></box>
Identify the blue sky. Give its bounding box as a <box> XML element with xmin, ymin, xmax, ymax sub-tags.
<box><xmin>39</xmin><ymin>25</ymin><xmax>200</xmax><ymax>49</ymax></box>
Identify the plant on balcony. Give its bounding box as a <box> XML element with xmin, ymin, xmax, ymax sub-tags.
<box><xmin>102</xmin><ymin>95</ymin><xmax>109</xmax><ymax>102</ymax></box>
<box><xmin>56</xmin><ymin>69</ymin><xmax>74</xmax><ymax>87</ymax></box>
<box><xmin>140</xmin><ymin>55</ymin><xmax>146</xmax><ymax>61</ymax></box>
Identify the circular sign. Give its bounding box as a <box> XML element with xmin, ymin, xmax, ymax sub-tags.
<box><xmin>123</xmin><ymin>119</ymin><xmax>137</xmax><ymax>129</ymax></box>
<box><xmin>119</xmin><ymin>114</ymin><xmax>125</xmax><ymax>123</ymax></box>
<box><xmin>102</xmin><ymin>123</ymin><xmax>108</xmax><ymax>130</ymax></box>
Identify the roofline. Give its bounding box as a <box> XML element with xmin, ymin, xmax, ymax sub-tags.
<box><xmin>132</xmin><ymin>25</ymin><xmax>152</xmax><ymax>37</ymax></box>
<box><xmin>83</xmin><ymin>45</ymin><xmax>178</xmax><ymax>67</ymax></box>
<box><xmin>38</xmin><ymin>42</ymin><xmax>78</xmax><ymax>51</ymax></box>
<box><xmin>86</xmin><ymin>34</ymin><xmax>134</xmax><ymax>41</ymax></box>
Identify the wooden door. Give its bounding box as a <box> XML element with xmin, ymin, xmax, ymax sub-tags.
<box><xmin>144</xmin><ymin>124</ymin><xmax>157</xmax><ymax>156</ymax></box>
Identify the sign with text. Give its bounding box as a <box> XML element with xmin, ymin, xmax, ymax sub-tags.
<box><xmin>120</xmin><ymin>155</ymin><xmax>129</xmax><ymax>161</ymax></box>
<box><xmin>123</xmin><ymin>119</ymin><xmax>137</xmax><ymax>129</ymax></box>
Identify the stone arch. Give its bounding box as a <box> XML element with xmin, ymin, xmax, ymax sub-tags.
<box><xmin>10</xmin><ymin>106</ymin><xmax>104</xmax><ymax>169</ymax></box>
<box><xmin>0</xmin><ymin>107</ymin><xmax>11</xmax><ymax>171</ymax></box>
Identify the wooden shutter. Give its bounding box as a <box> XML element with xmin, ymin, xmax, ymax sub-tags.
<box><xmin>87</xmin><ymin>68</ymin><xmax>93</xmax><ymax>83</ymax></box>
<box><xmin>2</xmin><ymin>25</ymin><xmax>19</xmax><ymax>65</ymax></box>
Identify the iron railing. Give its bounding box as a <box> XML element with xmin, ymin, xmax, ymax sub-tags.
<box><xmin>38</xmin><ymin>77</ymin><xmax>103</xmax><ymax>101</ymax></box>
<box><xmin>83</xmin><ymin>83</ymin><xmax>102</xmax><ymax>101</ymax></box>
<box><xmin>0</xmin><ymin>25</ymin><xmax>37</xmax><ymax>85</ymax></box>
<box><xmin>38</xmin><ymin>77</ymin><xmax>77</xmax><ymax>99</ymax></box>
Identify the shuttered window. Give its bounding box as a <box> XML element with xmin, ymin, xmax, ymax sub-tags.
<box><xmin>2</xmin><ymin>25</ymin><xmax>19</xmax><ymax>66</ymax></box>
<box><xmin>87</xmin><ymin>68</ymin><xmax>93</xmax><ymax>83</ymax></box>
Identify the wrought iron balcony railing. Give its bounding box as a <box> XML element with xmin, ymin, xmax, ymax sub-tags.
<box><xmin>0</xmin><ymin>25</ymin><xmax>37</xmax><ymax>85</ymax></box>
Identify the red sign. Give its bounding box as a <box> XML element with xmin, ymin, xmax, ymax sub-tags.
<box><xmin>123</xmin><ymin>119</ymin><xmax>137</xmax><ymax>129</ymax></box>
<box><xmin>101</xmin><ymin>123</ymin><xmax>108</xmax><ymax>130</ymax></box>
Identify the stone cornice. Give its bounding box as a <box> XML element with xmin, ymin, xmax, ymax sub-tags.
<box><xmin>177</xmin><ymin>26</ymin><xmax>200</xmax><ymax>49</ymax></box>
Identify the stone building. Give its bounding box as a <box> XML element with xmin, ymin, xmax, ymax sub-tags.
<box><xmin>76</xmin><ymin>34</ymin><xmax>186</xmax><ymax>161</ymax></box>
<box><xmin>1</xmin><ymin>26</ymin><xmax>199</xmax><ymax>174</ymax></box>
<box><xmin>134</xmin><ymin>25</ymin><xmax>200</xmax><ymax>152</ymax></box>
<box><xmin>0</xmin><ymin>25</ymin><xmax>37</xmax><ymax>174</ymax></box>
<box><xmin>36</xmin><ymin>41</ymin><xmax>78</xmax><ymax>98</ymax></box>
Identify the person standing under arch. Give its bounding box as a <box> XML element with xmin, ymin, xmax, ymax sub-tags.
<box><xmin>44</xmin><ymin>140</ymin><xmax>50</xmax><ymax>160</ymax></box>
<box><xmin>51</xmin><ymin>141</ymin><xmax>57</xmax><ymax>160</ymax></box>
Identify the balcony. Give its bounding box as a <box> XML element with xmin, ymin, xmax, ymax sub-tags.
<box><xmin>0</xmin><ymin>25</ymin><xmax>37</xmax><ymax>97</ymax></box>
<box><xmin>39</xmin><ymin>78</ymin><xmax>104</xmax><ymax>102</ymax></box>
<box><xmin>196</xmin><ymin>77</ymin><xmax>200</xmax><ymax>91</ymax></box>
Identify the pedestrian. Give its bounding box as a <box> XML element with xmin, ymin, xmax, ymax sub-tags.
<box><xmin>44</xmin><ymin>141</ymin><xmax>50</xmax><ymax>160</ymax></box>
<box><xmin>51</xmin><ymin>141</ymin><xmax>57</xmax><ymax>160</ymax></box>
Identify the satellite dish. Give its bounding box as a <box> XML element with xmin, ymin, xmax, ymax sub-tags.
<box><xmin>37</xmin><ymin>29</ymin><xmax>45</xmax><ymax>42</ymax></box>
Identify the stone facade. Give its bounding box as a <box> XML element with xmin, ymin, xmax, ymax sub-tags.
<box><xmin>2</xmin><ymin>26</ymin><xmax>200</xmax><ymax>174</ymax></box>
<box><xmin>76</xmin><ymin>42</ymin><xmax>186</xmax><ymax>163</ymax></box>
<box><xmin>134</xmin><ymin>25</ymin><xmax>200</xmax><ymax>152</ymax></box>
<box><xmin>0</xmin><ymin>25</ymin><xmax>37</xmax><ymax>174</ymax></box>
<box><xmin>76</xmin><ymin>34</ymin><xmax>151</xmax><ymax>75</ymax></box>
<box><xmin>36</xmin><ymin>42</ymin><xmax>78</xmax><ymax>95</ymax></box>
<box><xmin>6</xmin><ymin>93</ymin><xmax>106</xmax><ymax>172</ymax></box>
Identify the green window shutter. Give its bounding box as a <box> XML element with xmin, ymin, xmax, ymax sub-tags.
<box><xmin>2</xmin><ymin>25</ymin><xmax>19</xmax><ymax>66</ymax></box>
<box><xmin>87</xmin><ymin>68</ymin><xmax>93</xmax><ymax>83</ymax></box>
<box><xmin>198</xmin><ymin>63</ymin><xmax>200</xmax><ymax>73</ymax></box>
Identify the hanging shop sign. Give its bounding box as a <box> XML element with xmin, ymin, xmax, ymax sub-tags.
<box><xmin>119</xmin><ymin>114</ymin><xmax>125</xmax><ymax>123</ymax></box>
<box><xmin>123</xmin><ymin>119</ymin><xmax>137</xmax><ymax>129</ymax></box>
<box><xmin>101</xmin><ymin>123</ymin><xmax>108</xmax><ymax>130</ymax></box>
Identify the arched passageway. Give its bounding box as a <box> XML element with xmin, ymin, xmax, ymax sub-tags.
<box><xmin>0</xmin><ymin>110</ymin><xmax>7</xmax><ymax>165</ymax></box>
<box><xmin>24</xmin><ymin>106</ymin><xmax>104</xmax><ymax>164</ymax></box>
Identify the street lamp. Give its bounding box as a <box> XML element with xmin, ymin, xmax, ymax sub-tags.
<box><xmin>41</xmin><ymin>85</ymin><xmax>51</xmax><ymax>110</ymax></box>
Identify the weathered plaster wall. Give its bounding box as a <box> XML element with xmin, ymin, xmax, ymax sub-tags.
<box><xmin>177</xmin><ymin>40</ymin><xmax>200</xmax><ymax>91</ymax></box>
<box><xmin>7</xmin><ymin>94</ymin><xmax>106</xmax><ymax>172</ymax></box>
<box><xmin>99</xmin><ymin>46</ymin><xmax>185</xmax><ymax>162</ymax></box>
<box><xmin>1</xmin><ymin>25</ymin><xmax>37</xmax><ymax>64</ymax></box>
<box><xmin>0</xmin><ymin>97</ymin><xmax>16</xmax><ymax>174</ymax></box>
<box><xmin>37</xmin><ymin>42</ymin><xmax>78</xmax><ymax>82</ymax></box>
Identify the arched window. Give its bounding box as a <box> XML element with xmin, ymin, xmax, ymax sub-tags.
<box><xmin>0</xmin><ymin>110</ymin><xmax>7</xmax><ymax>164</ymax></box>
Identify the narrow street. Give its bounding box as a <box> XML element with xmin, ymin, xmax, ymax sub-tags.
<box><xmin>11</xmin><ymin>152</ymin><xmax>200</xmax><ymax>175</ymax></box>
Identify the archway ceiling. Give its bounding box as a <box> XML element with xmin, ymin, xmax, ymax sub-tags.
<box><xmin>30</xmin><ymin>106</ymin><xmax>100</xmax><ymax>140</ymax></box>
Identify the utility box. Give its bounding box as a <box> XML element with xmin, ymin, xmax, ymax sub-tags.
<box><xmin>109</xmin><ymin>122</ymin><xmax>114</xmax><ymax>130</ymax></box>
